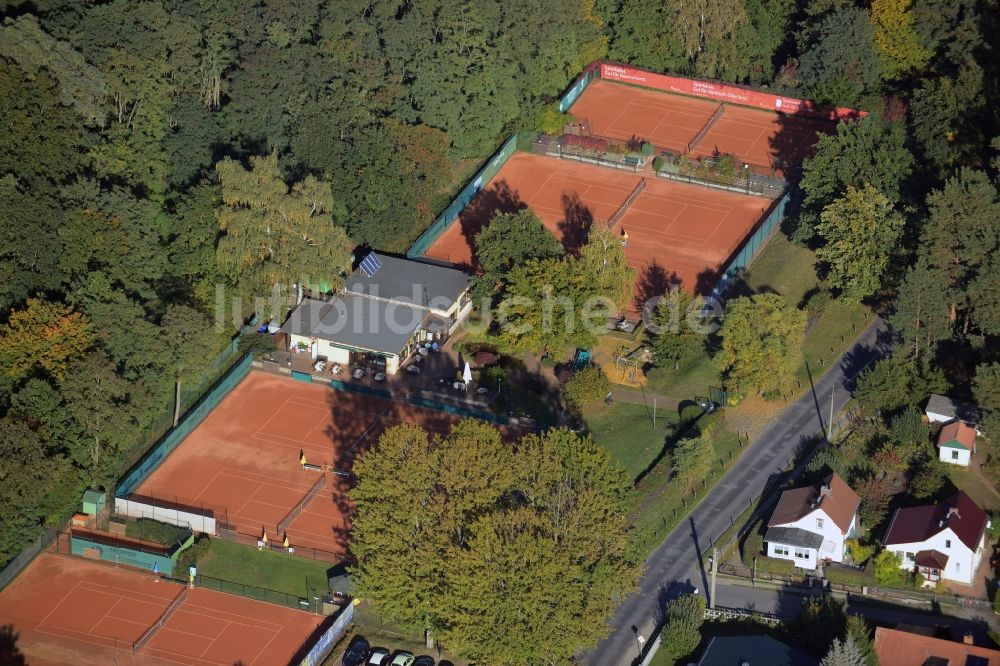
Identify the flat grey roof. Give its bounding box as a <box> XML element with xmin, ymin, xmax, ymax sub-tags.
<box><xmin>345</xmin><ymin>253</ymin><xmax>470</xmax><ymax>311</ymax></box>
<box><xmin>763</xmin><ymin>526</ymin><xmax>824</xmax><ymax>550</ymax></box>
<box><xmin>280</xmin><ymin>296</ymin><xmax>424</xmax><ymax>355</ymax></box>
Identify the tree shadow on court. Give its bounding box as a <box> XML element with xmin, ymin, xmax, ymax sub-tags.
<box><xmin>0</xmin><ymin>625</ymin><xmax>25</xmax><ymax>666</ymax></box>
<box><xmin>457</xmin><ymin>180</ymin><xmax>527</xmax><ymax>270</ymax></box>
<box><xmin>559</xmin><ymin>191</ymin><xmax>594</xmax><ymax>257</ymax></box>
<box><xmin>319</xmin><ymin>385</ymin><xmax>470</xmax><ymax>553</ymax></box>
<box><xmin>694</xmin><ymin>267</ymin><xmax>722</xmax><ymax>299</ymax></box>
<box><xmin>633</xmin><ymin>261</ymin><xmax>680</xmax><ymax>313</ymax></box>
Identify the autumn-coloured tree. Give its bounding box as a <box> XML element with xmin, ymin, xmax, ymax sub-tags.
<box><xmin>0</xmin><ymin>298</ymin><xmax>95</xmax><ymax>382</ymax></box>
<box><xmin>871</xmin><ymin>0</ymin><xmax>930</xmax><ymax>80</ymax></box>
<box><xmin>216</xmin><ymin>152</ymin><xmax>352</xmax><ymax>299</ymax></box>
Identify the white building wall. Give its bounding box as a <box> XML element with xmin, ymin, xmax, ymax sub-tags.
<box><xmin>939</xmin><ymin>446</ymin><xmax>971</xmax><ymax>466</ymax></box>
<box><xmin>887</xmin><ymin>528</ymin><xmax>976</xmax><ymax>585</ymax></box>
<box><xmin>779</xmin><ymin>507</ymin><xmax>852</xmax><ymax>563</ymax></box>
<box><xmin>926</xmin><ymin>410</ymin><xmax>953</xmax><ymax>425</ymax></box>
<box><xmin>767</xmin><ymin>541</ymin><xmax>818</xmax><ymax>569</ymax></box>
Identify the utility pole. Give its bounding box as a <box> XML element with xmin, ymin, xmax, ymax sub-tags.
<box><xmin>710</xmin><ymin>548</ymin><xmax>718</xmax><ymax>609</ymax></box>
<box><xmin>653</xmin><ymin>397</ymin><xmax>657</xmax><ymax>429</ymax></box>
<box><xmin>828</xmin><ymin>383</ymin><xmax>836</xmax><ymax>441</ymax></box>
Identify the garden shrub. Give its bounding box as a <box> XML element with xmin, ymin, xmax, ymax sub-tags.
<box><xmin>564</xmin><ymin>365</ymin><xmax>611</xmax><ymax>406</ymax></box>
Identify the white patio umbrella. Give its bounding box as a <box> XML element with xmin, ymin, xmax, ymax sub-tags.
<box><xmin>310</xmin><ymin>340</ymin><xmax>318</xmax><ymax>361</ymax></box>
<box><xmin>462</xmin><ymin>361</ymin><xmax>473</xmax><ymax>389</ymax></box>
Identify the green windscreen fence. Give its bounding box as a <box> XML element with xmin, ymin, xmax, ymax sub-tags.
<box><xmin>559</xmin><ymin>68</ymin><xmax>598</xmax><ymax>112</ymax></box>
<box><xmin>407</xmin><ymin>133</ymin><xmax>520</xmax><ymax>259</ymax></box>
<box><xmin>707</xmin><ymin>191</ymin><xmax>789</xmax><ymax>302</ymax></box>
<box><xmin>116</xmin><ymin>354</ymin><xmax>253</xmax><ymax>496</ymax></box>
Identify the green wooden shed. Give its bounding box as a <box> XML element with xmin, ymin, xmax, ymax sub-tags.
<box><xmin>82</xmin><ymin>489</ymin><xmax>106</xmax><ymax>516</ymax></box>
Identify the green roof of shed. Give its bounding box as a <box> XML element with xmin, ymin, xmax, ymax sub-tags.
<box><xmin>82</xmin><ymin>489</ymin><xmax>104</xmax><ymax>502</ymax></box>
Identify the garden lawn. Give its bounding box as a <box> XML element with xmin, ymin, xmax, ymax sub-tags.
<box><xmin>644</xmin><ymin>353</ymin><xmax>720</xmax><ymax>403</ymax></box>
<box><xmin>629</xmin><ymin>413</ymin><xmax>744</xmax><ymax>557</ymax></box>
<box><xmin>642</xmin><ymin>234</ymin><xmax>874</xmax><ymax>405</ymax></box>
<box><xmin>584</xmin><ymin>401</ymin><xmax>679</xmax><ymax>480</ymax></box>
<box><xmin>195</xmin><ymin>538</ymin><xmax>331</xmax><ymax>599</ymax></box>
<box><xmin>740</xmin><ymin>233</ymin><xmax>818</xmax><ymax>307</ymax></box>
<box><xmin>944</xmin><ymin>464</ymin><xmax>1000</xmax><ymax>513</ymax></box>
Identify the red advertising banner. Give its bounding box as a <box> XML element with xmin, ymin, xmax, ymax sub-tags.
<box><xmin>600</xmin><ymin>63</ymin><xmax>865</xmax><ymax>121</ymax></box>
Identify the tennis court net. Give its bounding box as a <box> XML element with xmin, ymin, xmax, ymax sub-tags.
<box><xmin>609</xmin><ymin>178</ymin><xmax>647</xmax><ymax>229</ymax></box>
<box><xmin>687</xmin><ymin>103</ymin><xmax>725</xmax><ymax>155</ymax></box>
<box><xmin>133</xmin><ymin>587</ymin><xmax>187</xmax><ymax>653</ymax></box>
<box><xmin>277</xmin><ymin>473</ymin><xmax>327</xmax><ymax>536</ymax></box>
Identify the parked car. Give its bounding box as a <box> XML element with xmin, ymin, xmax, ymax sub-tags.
<box><xmin>343</xmin><ymin>637</ymin><xmax>370</xmax><ymax>666</ymax></box>
<box><xmin>390</xmin><ymin>652</ymin><xmax>415</xmax><ymax>666</ymax></box>
<box><xmin>413</xmin><ymin>657</ymin><xmax>435</xmax><ymax>666</ymax></box>
<box><xmin>366</xmin><ymin>648</ymin><xmax>390</xmax><ymax>666</ymax></box>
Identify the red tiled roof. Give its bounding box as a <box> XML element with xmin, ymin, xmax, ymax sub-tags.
<box><xmin>938</xmin><ymin>420</ymin><xmax>976</xmax><ymax>450</ymax></box>
<box><xmin>874</xmin><ymin>627</ymin><xmax>1000</xmax><ymax>665</ymax></box>
<box><xmin>767</xmin><ymin>472</ymin><xmax>859</xmax><ymax>533</ymax></box>
<box><xmin>884</xmin><ymin>491</ymin><xmax>988</xmax><ymax>551</ymax></box>
<box><xmin>914</xmin><ymin>549</ymin><xmax>948</xmax><ymax>569</ymax></box>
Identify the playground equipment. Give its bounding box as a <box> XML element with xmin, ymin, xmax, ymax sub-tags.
<box><xmin>614</xmin><ymin>346</ymin><xmax>650</xmax><ymax>384</ymax></box>
<box><xmin>573</xmin><ymin>348</ymin><xmax>592</xmax><ymax>371</ymax></box>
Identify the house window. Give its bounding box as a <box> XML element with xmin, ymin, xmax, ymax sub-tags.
<box><xmin>945</xmin><ymin>539</ymin><xmax>951</xmax><ymax>549</ymax></box>
<box><xmin>794</xmin><ymin>549</ymin><xmax>809</xmax><ymax>560</ymax></box>
<box><xmin>955</xmin><ymin>562</ymin><xmax>960</xmax><ymax>572</ymax></box>
<box><xmin>773</xmin><ymin>545</ymin><xmax>789</xmax><ymax>556</ymax></box>
<box><xmin>816</xmin><ymin>518</ymin><xmax>824</xmax><ymax>529</ymax></box>
<box><xmin>905</xmin><ymin>552</ymin><xmax>915</xmax><ymax>563</ymax></box>
<box><xmin>952</xmin><ymin>450</ymin><xmax>959</xmax><ymax>460</ymax></box>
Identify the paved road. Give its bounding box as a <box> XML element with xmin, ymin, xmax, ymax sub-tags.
<box><xmin>582</xmin><ymin>317</ymin><xmax>890</xmax><ymax>665</ymax></box>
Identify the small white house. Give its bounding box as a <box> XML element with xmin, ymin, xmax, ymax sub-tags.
<box><xmin>937</xmin><ymin>420</ymin><xmax>977</xmax><ymax>467</ymax></box>
<box><xmin>925</xmin><ymin>394</ymin><xmax>981</xmax><ymax>433</ymax></box>
<box><xmin>883</xmin><ymin>491</ymin><xmax>990</xmax><ymax>586</ymax></box>
<box><xmin>764</xmin><ymin>473</ymin><xmax>860</xmax><ymax>570</ymax></box>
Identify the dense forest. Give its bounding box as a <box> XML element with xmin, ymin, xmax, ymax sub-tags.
<box><xmin>0</xmin><ymin>0</ymin><xmax>998</xmax><ymax>573</ymax></box>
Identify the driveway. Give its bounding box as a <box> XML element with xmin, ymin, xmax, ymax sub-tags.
<box><xmin>580</xmin><ymin>317</ymin><xmax>890</xmax><ymax>665</ymax></box>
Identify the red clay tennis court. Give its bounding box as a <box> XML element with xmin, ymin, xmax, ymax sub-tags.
<box><xmin>0</xmin><ymin>553</ymin><xmax>321</xmax><ymax>665</ymax></box>
<box><xmin>133</xmin><ymin>372</ymin><xmax>463</xmax><ymax>557</ymax></box>
<box><xmin>424</xmin><ymin>153</ymin><xmax>771</xmax><ymax>308</ymax></box>
<box><xmin>569</xmin><ymin>79</ymin><xmax>835</xmax><ymax>173</ymax></box>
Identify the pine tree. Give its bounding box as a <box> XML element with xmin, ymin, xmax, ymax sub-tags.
<box><xmin>821</xmin><ymin>636</ymin><xmax>866</xmax><ymax>666</ymax></box>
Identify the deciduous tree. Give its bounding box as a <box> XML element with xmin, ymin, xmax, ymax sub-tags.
<box><xmin>564</xmin><ymin>365</ymin><xmax>612</xmax><ymax>407</ymax></box>
<box><xmin>799</xmin><ymin>116</ymin><xmax>913</xmax><ymax>243</ymax></box>
<box><xmin>0</xmin><ymin>417</ymin><xmax>60</xmax><ymax>563</ymax></box>
<box><xmin>646</xmin><ymin>288</ymin><xmax>705</xmax><ymax>369</ymax></box>
<box><xmin>215</xmin><ymin>152</ymin><xmax>352</xmax><ymax>298</ymax></box>
<box><xmin>872</xmin><ymin>0</ymin><xmax>930</xmax><ymax>79</ymax></box>
<box><xmin>497</xmin><ymin>257</ymin><xmax>601</xmax><ymax>355</ymax></box>
<box><xmin>716</xmin><ymin>294</ymin><xmax>807</xmax><ymax>399</ymax></box>
<box><xmin>816</xmin><ymin>184</ymin><xmax>906</xmax><ymax>302</ymax></box>
<box><xmin>62</xmin><ymin>351</ymin><xmax>150</xmax><ymax>486</ymax></box>
<box><xmin>0</xmin><ymin>299</ymin><xmax>95</xmax><ymax>383</ymax></box>
<box><xmin>672</xmin><ymin>426</ymin><xmax>716</xmax><ymax>492</ymax></box>
<box><xmin>351</xmin><ymin>423</ymin><xmax>636</xmax><ymax>664</ymax></box>
<box><xmin>578</xmin><ymin>224</ymin><xmax>635</xmax><ymax>311</ymax></box>
<box><xmin>473</xmin><ymin>209</ymin><xmax>564</xmax><ymax>305</ymax></box>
